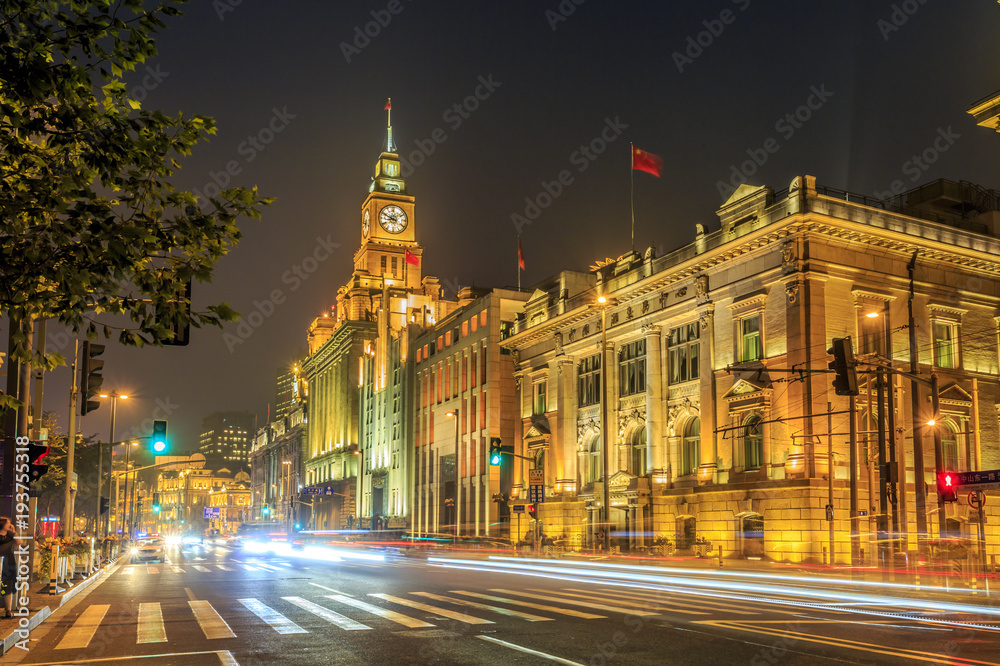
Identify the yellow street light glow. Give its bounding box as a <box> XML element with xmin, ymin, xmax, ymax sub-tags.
<box><xmin>866</xmin><ymin>312</ymin><xmax>879</xmax><ymax>318</ymax></box>
<box><xmin>927</xmin><ymin>419</ymin><xmax>936</xmax><ymax>426</ymax></box>
<box><xmin>446</xmin><ymin>411</ymin><xmax>457</xmax><ymax>418</ymax></box>
<box><xmin>597</xmin><ymin>296</ymin><xmax>607</xmax><ymax>304</ymax></box>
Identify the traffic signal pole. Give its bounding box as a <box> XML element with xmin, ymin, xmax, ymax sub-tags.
<box><xmin>931</xmin><ymin>374</ymin><xmax>945</xmax><ymax>537</ymax></box>
<box><xmin>65</xmin><ymin>340</ymin><xmax>79</xmax><ymax>537</ymax></box>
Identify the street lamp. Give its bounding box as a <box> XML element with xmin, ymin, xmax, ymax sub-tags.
<box><xmin>114</xmin><ymin>441</ymin><xmax>138</xmax><ymax>537</ymax></box>
<box><xmin>597</xmin><ymin>295</ymin><xmax>612</xmax><ymax>553</ymax></box>
<box><xmin>98</xmin><ymin>390</ymin><xmax>128</xmax><ymax>538</ymax></box>
<box><xmin>446</xmin><ymin>410</ymin><xmax>460</xmax><ymax>542</ymax></box>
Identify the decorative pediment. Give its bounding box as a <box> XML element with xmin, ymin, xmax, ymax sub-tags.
<box><xmin>608</xmin><ymin>471</ymin><xmax>636</xmax><ymax>489</ymax></box>
<box><xmin>723</xmin><ymin>379</ymin><xmax>766</xmax><ymax>400</ymax></box>
<box><xmin>525</xmin><ymin>414</ymin><xmax>551</xmax><ymax>439</ymax></box>
<box><xmin>938</xmin><ymin>382</ymin><xmax>972</xmax><ymax>407</ymax></box>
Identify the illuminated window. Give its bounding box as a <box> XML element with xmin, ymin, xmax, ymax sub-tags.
<box><xmin>577</xmin><ymin>354</ymin><xmax>601</xmax><ymax>407</ymax></box>
<box><xmin>668</xmin><ymin>323</ymin><xmax>699</xmax><ymax>384</ymax></box>
<box><xmin>682</xmin><ymin>418</ymin><xmax>700</xmax><ymax>477</ymax></box>
<box><xmin>738</xmin><ymin>414</ymin><xmax>763</xmax><ymax>471</ymax></box>
<box><xmin>533</xmin><ymin>381</ymin><xmax>547</xmax><ymax>415</ymax></box>
<box><xmin>933</xmin><ymin>322</ymin><xmax>958</xmax><ymax>369</ymax></box>
<box><xmin>618</xmin><ymin>339</ymin><xmax>646</xmax><ymax>397</ymax></box>
<box><xmin>740</xmin><ymin>315</ymin><xmax>761</xmax><ymax>362</ymax></box>
<box><xmin>631</xmin><ymin>427</ymin><xmax>647</xmax><ymax>476</ymax></box>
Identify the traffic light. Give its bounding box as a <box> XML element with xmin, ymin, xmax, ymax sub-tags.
<box><xmin>100</xmin><ymin>497</ymin><xmax>110</xmax><ymax>515</ymax></box>
<box><xmin>937</xmin><ymin>471</ymin><xmax>958</xmax><ymax>502</ymax></box>
<box><xmin>489</xmin><ymin>437</ymin><xmax>502</xmax><ymax>466</ymax></box>
<box><xmin>153</xmin><ymin>493</ymin><xmax>161</xmax><ymax>513</ymax></box>
<box><xmin>827</xmin><ymin>336</ymin><xmax>859</xmax><ymax>396</ymax></box>
<box><xmin>151</xmin><ymin>420</ymin><xmax>168</xmax><ymax>453</ymax></box>
<box><xmin>80</xmin><ymin>341</ymin><xmax>106</xmax><ymax>415</ymax></box>
<box><xmin>28</xmin><ymin>442</ymin><xmax>49</xmax><ymax>482</ymax></box>
<box><xmin>262</xmin><ymin>504</ymin><xmax>269</xmax><ymax>516</ymax></box>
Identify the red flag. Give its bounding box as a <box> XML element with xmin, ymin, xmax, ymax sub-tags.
<box><xmin>518</xmin><ymin>238</ymin><xmax>525</xmax><ymax>270</ymax></box>
<box><xmin>632</xmin><ymin>145</ymin><xmax>663</xmax><ymax>177</ymax></box>
<box><xmin>385</xmin><ymin>98</ymin><xmax>391</xmax><ymax>111</ymax></box>
<box><xmin>405</xmin><ymin>249</ymin><xmax>419</xmax><ymax>266</ymax></box>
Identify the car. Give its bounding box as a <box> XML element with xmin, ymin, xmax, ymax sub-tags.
<box><xmin>133</xmin><ymin>538</ymin><xmax>164</xmax><ymax>563</ymax></box>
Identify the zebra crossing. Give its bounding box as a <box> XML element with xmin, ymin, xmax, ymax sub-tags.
<box><xmin>120</xmin><ymin>559</ymin><xmax>399</xmax><ymax>575</ymax></box>
<box><xmin>53</xmin><ymin>584</ymin><xmax>773</xmax><ymax>650</ymax></box>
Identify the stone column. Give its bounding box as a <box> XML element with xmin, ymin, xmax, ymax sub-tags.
<box><xmin>555</xmin><ymin>356</ymin><xmax>578</xmax><ymax>495</ymax></box>
<box><xmin>644</xmin><ymin>325</ymin><xmax>663</xmax><ymax>474</ymax></box>
<box><xmin>699</xmin><ymin>309</ymin><xmax>717</xmax><ymax>480</ymax></box>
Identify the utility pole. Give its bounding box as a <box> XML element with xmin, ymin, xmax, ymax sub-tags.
<box><xmin>931</xmin><ymin>374</ymin><xmax>945</xmax><ymax>537</ymax></box>
<box><xmin>876</xmin><ymin>368</ymin><xmax>889</xmax><ymax>567</ymax></box>
<box><xmin>849</xmin><ymin>394</ymin><xmax>859</xmax><ymax>567</ymax></box>
<box><xmin>907</xmin><ymin>252</ymin><xmax>928</xmax><ymax>545</ymax></box>
<box><xmin>65</xmin><ymin>340</ymin><xmax>79</xmax><ymax>536</ymax></box>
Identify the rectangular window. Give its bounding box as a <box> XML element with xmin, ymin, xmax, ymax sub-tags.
<box><xmin>436</xmin><ymin>364</ymin><xmax>442</xmax><ymax>403</ymax></box>
<box><xmin>445</xmin><ymin>359</ymin><xmax>451</xmax><ymax>398</ymax></box>
<box><xmin>741</xmin><ymin>315</ymin><xmax>761</xmax><ymax>362</ymax></box>
<box><xmin>453</xmin><ymin>357</ymin><xmax>459</xmax><ymax>397</ymax></box>
<box><xmin>480</xmin><ymin>390</ymin><xmax>486</xmax><ymax>429</ymax></box>
<box><xmin>859</xmin><ymin>313</ymin><xmax>885</xmax><ymax>356</ymax></box>
<box><xmin>391</xmin><ymin>256</ymin><xmax>398</xmax><ymax>275</ymax></box>
<box><xmin>471</xmin><ymin>315</ymin><xmax>478</xmax><ymax>333</ymax></box>
<box><xmin>667</xmin><ymin>323</ymin><xmax>700</xmax><ymax>384</ymax></box>
<box><xmin>445</xmin><ymin>331</ymin><xmax>452</xmax><ymax>347</ymax></box>
<box><xmin>618</xmin><ymin>339</ymin><xmax>646</xmax><ymax>397</ymax></box>
<box><xmin>480</xmin><ymin>346</ymin><xmax>487</xmax><ymax>386</ymax></box>
<box><xmin>933</xmin><ymin>322</ymin><xmax>958</xmax><ymax>369</ymax></box>
<box><xmin>462</xmin><ymin>321</ymin><xmax>468</xmax><ymax>337</ymax></box>
<box><xmin>480</xmin><ymin>310</ymin><xmax>488</xmax><ymax>327</ymax></box>
<box><xmin>470</xmin><ymin>395</ymin><xmax>477</xmax><ymax>431</ymax></box>
<box><xmin>462</xmin><ymin>398</ymin><xmax>468</xmax><ymax>434</ymax></box>
<box><xmin>462</xmin><ymin>355</ymin><xmax>468</xmax><ymax>392</ymax></box>
<box><xmin>534</xmin><ymin>381</ymin><xmax>547</xmax><ymax>414</ymax></box>
<box><xmin>471</xmin><ymin>349</ymin><xmax>478</xmax><ymax>386</ymax></box>
<box><xmin>578</xmin><ymin>354</ymin><xmax>601</xmax><ymax>407</ymax></box>
<box><xmin>381</xmin><ymin>255</ymin><xmax>387</xmax><ymax>272</ymax></box>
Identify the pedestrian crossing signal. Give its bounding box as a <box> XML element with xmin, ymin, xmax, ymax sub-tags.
<box><xmin>936</xmin><ymin>471</ymin><xmax>958</xmax><ymax>502</ymax></box>
<box><xmin>489</xmin><ymin>437</ymin><xmax>502</xmax><ymax>465</ymax></box>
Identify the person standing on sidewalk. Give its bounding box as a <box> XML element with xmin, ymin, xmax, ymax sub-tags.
<box><xmin>0</xmin><ymin>518</ymin><xmax>16</xmax><ymax>619</ymax></box>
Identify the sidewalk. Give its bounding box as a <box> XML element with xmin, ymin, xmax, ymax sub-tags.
<box><xmin>0</xmin><ymin>557</ymin><xmax>121</xmax><ymax>655</ymax></box>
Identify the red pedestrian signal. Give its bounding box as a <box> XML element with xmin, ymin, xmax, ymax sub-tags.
<box><xmin>936</xmin><ymin>471</ymin><xmax>958</xmax><ymax>502</ymax></box>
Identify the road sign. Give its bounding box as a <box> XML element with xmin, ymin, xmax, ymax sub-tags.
<box><xmin>857</xmin><ymin>510</ymin><xmax>867</xmax><ymax>517</ymax></box>
<box><xmin>512</xmin><ymin>504</ymin><xmax>525</xmax><ymax>514</ymax></box>
<box><xmin>825</xmin><ymin>504</ymin><xmax>833</xmax><ymax>521</ymax></box>
<box><xmin>529</xmin><ymin>484</ymin><xmax>544</xmax><ymax>504</ymax></box>
<box><xmin>969</xmin><ymin>491</ymin><xmax>986</xmax><ymax>507</ymax></box>
<box><xmin>203</xmin><ymin>506</ymin><xmax>221</xmax><ymax>520</ymax></box>
<box><xmin>528</xmin><ymin>469</ymin><xmax>543</xmax><ymax>485</ymax></box>
<box><xmin>302</xmin><ymin>487</ymin><xmax>322</xmax><ymax>496</ymax></box>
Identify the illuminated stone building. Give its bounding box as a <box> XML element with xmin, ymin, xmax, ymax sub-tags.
<box><xmin>411</xmin><ymin>286</ymin><xmax>529</xmax><ymax>538</ymax></box>
<box><xmin>502</xmin><ymin>175</ymin><xmax>1000</xmax><ymax>564</ymax></box>
<box><xmin>302</xmin><ymin>110</ymin><xmax>454</xmax><ymax>530</ymax></box>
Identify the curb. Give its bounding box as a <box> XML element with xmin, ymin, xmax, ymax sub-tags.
<box><xmin>1</xmin><ymin>559</ymin><xmax>118</xmax><ymax>655</ymax></box>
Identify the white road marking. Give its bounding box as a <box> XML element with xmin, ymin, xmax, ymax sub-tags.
<box><xmin>147</xmin><ymin>566</ymin><xmax>160</xmax><ymax>575</ymax></box>
<box><xmin>189</xmin><ymin>600</ymin><xmax>237</xmax><ymax>639</ymax></box>
<box><xmin>137</xmin><ymin>602</ymin><xmax>167</xmax><ymax>643</ymax></box>
<box><xmin>477</xmin><ymin>635</ymin><xmax>586</xmax><ymax>666</ymax></box>
<box><xmin>193</xmin><ymin>565</ymin><xmax>211</xmax><ymax>572</ymax></box>
<box><xmin>238</xmin><ymin>598</ymin><xmax>308</xmax><ymax>634</ymax></box>
<box><xmin>242</xmin><ymin>564</ymin><xmax>261</xmax><ymax>571</ymax></box>
<box><xmin>282</xmin><ymin>597</ymin><xmax>371</xmax><ymax>631</ymax></box>
<box><xmin>450</xmin><ymin>591</ymin><xmax>605</xmax><ymax>619</ymax></box>
<box><xmin>551</xmin><ymin>588</ymin><xmax>708</xmax><ymax>616</ymax></box>
<box><xmin>413</xmin><ymin>591</ymin><xmax>552</xmax><ymax>622</ymax></box>
<box><xmin>27</xmin><ymin>650</ymin><xmax>242</xmax><ymax>665</ymax></box>
<box><xmin>326</xmin><ymin>594</ymin><xmax>434</xmax><ymax>628</ymax></box>
<box><xmin>172</xmin><ymin>566</ymin><xmax>184</xmax><ymax>573</ymax></box>
<box><xmin>492</xmin><ymin>589</ymin><xmax>657</xmax><ymax>617</ymax></box>
<box><xmin>369</xmin><ymin>593</ymin><xmax>493</xmax><ymax>625</ymax></box>
<box><xmin>56</xmin><ymin>604</ymin><xmax>110</xmax><ymax>650</ymax></box>
<box><xmin>122</xmin><ymin>567</ymin><xmax>134</xmax><ymax>575</ymax></box>
<box><xmin>309</xmin><ymin>582</ymin><xmax>351</xmax><ymax>595</ymax></box>
<box><xmin>217</xmin><ymin>564</ymin><xmax>234</xmax><ymax>571</ymax></box>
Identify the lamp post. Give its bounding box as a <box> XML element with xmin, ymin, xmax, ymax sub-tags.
<box><xmin>446</xmin><ymin>410</ymin><xmax>460</xmax><ymax>542</ymax></box>
<box><xmin>114</xmin><ymin>441</ymin><xmax>138</xmax><ymax>537</ymax></box>
<box><xmin>598</xmin><ymin>295</ymin><xmax>612</xmax><ymax>553</ymax></box>
<box><xmin>99</xmin><ymin>390</ymin><xmax>128</xmax><ymax>537</ymax></box>
<box><xmin>353</xmin><ymin>448</ymin><xmax>363</xmax><ymax>529</ymax></box>
<box><xmin>282</xmin><ymin>460</ymin><xmax>292</xmax><ymax>531</ymax></box>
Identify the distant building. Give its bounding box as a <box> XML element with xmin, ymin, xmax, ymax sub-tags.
<box><xmin>250</xmin><ymin>404</ymin><xmax>307</xmax><ymax>529</ymax></box>
<box><xmin>152</xmin><ymin>459</ymin><xmax>250</xmax><ymax>537</ymax></box>
<box><xmin>274</xmin><ymin>362</ymin><xmax>305</xmax><ymax>421</ymax></box>
<box><xmin>412</xmin><ymin>287</ymin><xmax>529</xmax><ymax>538</ymax></box>
<box><xmin>199</xmin><ymin>411</ymin><xmax>255</xmax><ymax>465</ymax></box>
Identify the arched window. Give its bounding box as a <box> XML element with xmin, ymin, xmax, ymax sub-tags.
<box><xmin>942</xmin><ymin>420</ymin><xmax>962</xmax><ymax>471</ymax></box>
<box><xmin>682</xmin><ymin>418</ymin><xmax>700</xmax><ymax>477</ymax></box>
<box><xmin>631</xmin><ymin>427</ymin><xmax>647</xmax><ymax>476</ymax></box>
<box><xmin>740</xmin><ymin>414</ymin><xmax>763</xmax><ymax>471</ymax></box>
<box><xmin>584</xmin><ymin>436</ymin><xmax>601</xmax><ymax>485</ymax></box>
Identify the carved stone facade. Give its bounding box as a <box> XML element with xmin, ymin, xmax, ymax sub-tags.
<box><xmin>502</xmin><ymin>175</ymin><xmax>1000</xmax><ymax>564</ymax></box>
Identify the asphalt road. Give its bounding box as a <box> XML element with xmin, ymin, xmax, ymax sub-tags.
<box><xmin>4</xmin><ymin>544</ymin><xmax>1000</xmax><ymax>665</ymax></box>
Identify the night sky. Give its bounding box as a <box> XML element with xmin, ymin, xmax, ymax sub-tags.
<box><xmin>23</xmin><ymin>1</ymin><xmax>1000</xmax><ymax>452</ymax></box>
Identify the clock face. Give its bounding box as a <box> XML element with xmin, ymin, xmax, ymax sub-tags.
<box><xmin>362</xmin><ymin>210</ymin><xmax>370</xmax><ymax>237</ymax></box>
<box><xmin>378</xmin><ymin>205</ymin><xmax>408</xmax><ymax>234</ymax></box>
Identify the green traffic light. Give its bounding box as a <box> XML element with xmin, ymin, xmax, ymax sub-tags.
<box><xmin>153</xmin><ymin>440</ymin><xmax>166</xmax><ymax>453</ymax></box>
<box><xmin>490</xmin><ymin>452</ymin><xmax>501</xmax><ymax>465</ymax></box>
<box><xmin>153</xmin><ymin>505</ymin><xmax>161</xmax><ymax>513</ymax></box>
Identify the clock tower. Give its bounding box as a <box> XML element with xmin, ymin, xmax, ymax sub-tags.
<box><xmin>354</xmin><ymin>98</ymin><xmax>422</xmax><ymax>289</ymax></box>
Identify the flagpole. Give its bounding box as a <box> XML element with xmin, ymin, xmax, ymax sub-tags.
<box><xmin>630</xmin><ymin>142</ymin><xmax>635</xmax><ymax>253</ymax></box>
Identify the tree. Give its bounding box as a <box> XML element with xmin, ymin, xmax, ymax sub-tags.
<box><xmin>0</xmin><ymin>0</ymin><xmax>271</xmax><ymax>409</ymax></box>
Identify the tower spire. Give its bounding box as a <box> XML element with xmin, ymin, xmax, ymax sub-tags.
<box><xmin>385</xmin><ymin>97</ymin><xmax>395</xmax><ymax>153</ymax></box>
